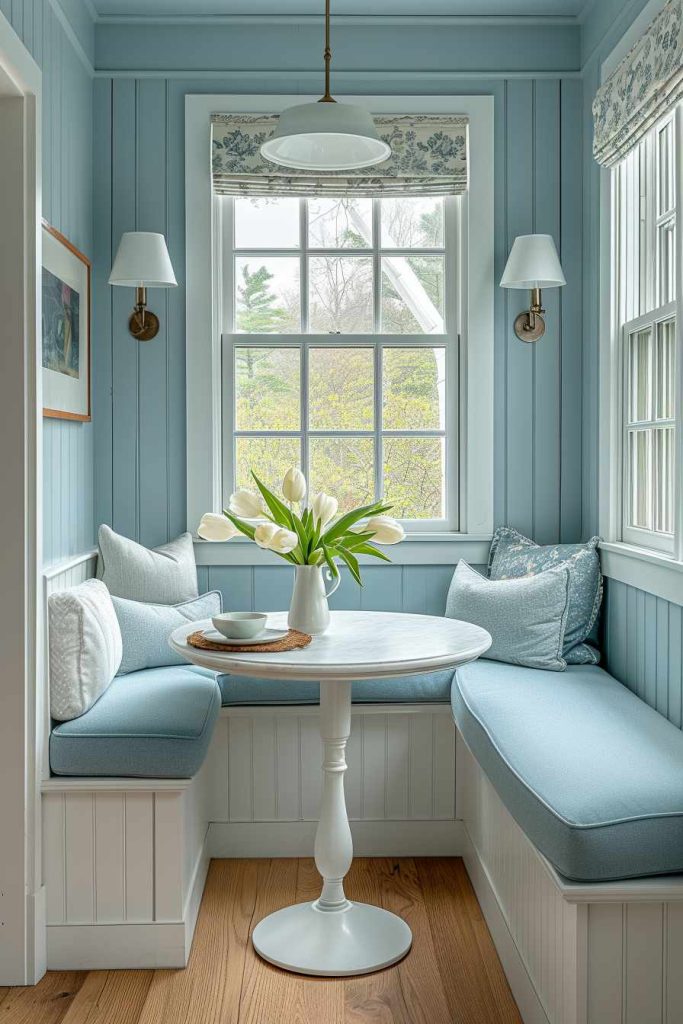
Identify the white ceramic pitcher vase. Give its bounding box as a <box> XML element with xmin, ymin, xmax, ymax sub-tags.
<box><xmin>288</xmin><ymin>564</ymin><xmax>341</xmax><ymax>636</ymax></box>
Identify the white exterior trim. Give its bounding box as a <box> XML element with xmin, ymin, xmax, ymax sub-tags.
<box><xmin>185</xmin><ymin>93</ymin><xmax>494</xmax><ymax>560</ymax></box>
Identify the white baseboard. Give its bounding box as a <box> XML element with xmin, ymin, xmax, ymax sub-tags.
<box><xmin>462</xmin><ymin>827</ymin><xmax>550</xmax><ymax>1024</ymax></box>
<box><xmin>208</xmin><ymin>818</ymin><xmax>463</xmax><ymax>857</ymax></box>
<box><xmin>46</xmin><ymin>921</ymin><xmax>189</xmax><ymax>970</ymax></box>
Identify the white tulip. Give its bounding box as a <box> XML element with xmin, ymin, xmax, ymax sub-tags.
<box><xmin>363</xmin><ymin>515</ymin><xmax>405</xmax><ymax>545</ymax></box>
<box><xmin>254</xmin><ymin>522</ymin><xmax>279</xmax><ymax>549</ymax></box>
<box><xmin>268</xmin><ymin>528</ymin><xmax>299</xmax><ymax>554</ymax></box>
<box><xmin>229</xmin><ymin>488</ymin><xmax>263</xmax><ymax>519</ymax></box>
<box><xmin>282</xmin><ymin>467</ymin><xmax>306</xmax><ymax>503</ymax></box>
<box><xmin>310</xmin><ymin>492</ymin><xmax>338</xmax><ymax>527</ymax></box>
<box><xmin>197</xmin><ymin>513</ymin><xmax>238</xmax><ymax>542</ymax></box>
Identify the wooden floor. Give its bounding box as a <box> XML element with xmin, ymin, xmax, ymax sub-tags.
<box><xmin>0</xmin><ymin>858</ymin><xmax>522</xmax><ymax>1024</ymax></box>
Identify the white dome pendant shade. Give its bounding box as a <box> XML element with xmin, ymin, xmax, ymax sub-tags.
<box><xmin>261</xmin><ymin>101</ymin><xmax>390</xmax><ymax>172</ymax></box>
<box><xmin>260</xmin><ymin>0</ymin><xmax>390</xmax><ymax>172</ymax></box>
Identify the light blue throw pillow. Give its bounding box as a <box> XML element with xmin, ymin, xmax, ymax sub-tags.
<box><xmin>112</xmin><ymin>591</ymin><xmax>222</xmax><ymax>675</ymax></box>
<box><xmin>488</xmin><ymin>528</ymin><xmax>603</xmax><ymax>665</ymax></box>
<box><xmin>446</xmin><ymin>560</ymin><xmax>571</xmax><ymax>671</ymax></box>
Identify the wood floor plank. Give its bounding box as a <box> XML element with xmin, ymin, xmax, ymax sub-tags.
<box><xmin>417</xmin><ymin>858</ymin><xmax>522</xmax><ymax>1024</ymax></box>
<box><xmin>343</xmin><ymin>859</ymin><xmax>412</xmax><ymax>1024</ymax></box>
<box><xmin>7</xmin><ymin>858</ymin><xmax>522</xmax><ymax>1024</ymax></box>
<box><xmin>239</xmin><ymin>858</ymin><xmax>343</xmax><ymax>1024</ymax></box>
<box><xmin>59</xmin><ymin>973</ymin><xmax>109</xmax><ymax>1024</ymax></box>
<box><xmin>57</xmin><ymin>971</ymin><xmax>152</xmax><ymax>1024</ymax></box>
<box><xmin>294</xmin><ymin>859</ymin><xmax>345</xmax><ymax>1024</ymax></box>
<box><xmin>0</xmin><ymin>971</ymin><xmax>86</xmax><ymax>1024</ymax></box>
<box><xmin>377</xmin><ymin>858</ymin><xmax>452</xmax><ymax>1024</ymax></box>
<box><xmin>135</xmin><ymin>858</ymin><xmax>261</xmax><ymax>1024</ymax></box>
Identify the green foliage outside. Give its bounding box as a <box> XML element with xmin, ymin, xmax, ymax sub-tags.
<box><xmin>232</xmin><ymin>199</ymin><xmax>448</xmax><ymax>519</ymax></box>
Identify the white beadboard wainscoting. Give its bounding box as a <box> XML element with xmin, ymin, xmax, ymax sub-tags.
<box><xmin>458</xmin><ymin>737</ymin><xmax>683</xmax><ymax>1024</ymax></box>
<box><xmin>41</xmin><ymin>772</ymin><xmax>210</xmax><ymax>970</ymax></box>
<box><xmin>204</xmin><ymin>704</ymin><xmax>459</xmax><ymax>858</ymax></box>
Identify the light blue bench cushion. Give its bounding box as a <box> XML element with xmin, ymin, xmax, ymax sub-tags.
<box><xmin>50</xmin><ymin>666</ymin><xmax>220</xmax><ymax>778</ymax></box>
<box><xmin>218</xmin><ymin>668</ymin><xmax>456</xmax><ymax>706</ymax></box>
<box><xmin>452</xmin><ymin>661</ymin><xmax>683</xmax><ymax>881</ymax></box>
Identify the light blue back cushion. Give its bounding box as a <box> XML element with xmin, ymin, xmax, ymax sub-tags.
<box><xmin>446</xmin><ymin>560</ymin><xmax>571</xmax><ymax>671</ymax></box>
<box><xmin>488</xmin><ymin>527</ymin><xmax>603</xmax><ymax>665</ymax></box>
<box><xmin>112</xmin><ymin>591</ymin><xmax>222</xmax><ymax>675</ymax></box>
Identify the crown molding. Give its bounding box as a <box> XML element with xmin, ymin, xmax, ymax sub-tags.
<box><xmin>93</xmin><ymin>12</ymin><xmax>579</xmax><ymax>26</ymax></box>
<box><xmin>94</xmin><ymin>67</ymin><xmax>581</xmax><ymax>79</ymax></box>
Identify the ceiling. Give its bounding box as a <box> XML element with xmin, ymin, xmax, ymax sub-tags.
<box><xmin>91</xmin><ymin>0</ymin><xmax>587</xmax><ymax>18</ymax></box>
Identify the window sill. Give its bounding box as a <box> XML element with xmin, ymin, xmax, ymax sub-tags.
<box><xmin>194</xmin><ymin>533</ymin><xmax>492</xmax><ymax>567</ymax></box>
<box><xmin>599</xmin><ymin>541</ymin><xmax>683</xmax><ymax>605</ymax></box>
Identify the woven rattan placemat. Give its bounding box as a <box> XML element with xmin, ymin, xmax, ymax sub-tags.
<box><xmin>187</xmin><ymin>628</ymin><xmax>312</xmax><ymax>654</ymax></box>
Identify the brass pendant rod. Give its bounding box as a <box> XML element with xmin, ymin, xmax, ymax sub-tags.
<box><xmin>320</xmin><ymin>0</ymin><xmax>335</xmax><ymax>103</ymax></box>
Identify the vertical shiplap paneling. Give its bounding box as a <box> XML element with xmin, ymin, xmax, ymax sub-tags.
<box><xmin>111</xmin><ymin>79</ymin><xmax>139</xmax><ymax>542</ymax></box>
<box><xmin>124</xmin><ymin>792</ymin><xmax>154</xmax><ymax>921</ymax></box>
<box><xmin>605</xmin><ymin>580</ymin><xmax>683</xmax><ymax>731</ymax></box>
<box><xmin>505</xmin><ymin>79</ymin><xmax>535</xmax><ymax>536</ymax></box>
<box><xmin>137</xmin><ymin>79</ymin><xmax>170</xmax><ymax>549</ymax></box>
<box><xmin>94</xmin><ymin>792</ymin><xmax>125</xmax><ymax>923</ymax></box>
<box><xmin>93</xmin><ymin>70</ymin><xmax>585</xmax><ymax>555</ymax></box>
<box><xmin>532</xmin><ymin>79</ymin><xmax>561</xmax><ymax>545</ymax></box>
<box><xmin>93</xmin><ymin>77</ymin><xmax>114</xmax><ymax>533</ymax></box>
<box><xmin>16</xmin><ymin>0</ymin><xmax>96</xmax><ymax>566</ymax></box>
<box><xmin>581</xmin><ymin>55</ymin><xmax>601</xmax><ymax>540</ymax></box>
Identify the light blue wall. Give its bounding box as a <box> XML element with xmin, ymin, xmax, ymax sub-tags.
<box><xmin>2</xmin><ymin>0</ymin><xmax>95</xmax><ymax>565</ymax></box>
<box><xmin>92</xmin><ymin>21</ymin><xmax>585</xmax><ymax>565</ymax></box>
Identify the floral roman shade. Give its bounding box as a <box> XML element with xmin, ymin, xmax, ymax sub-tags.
<box><xmin>593</xmin><ymin>0</ymin><xmax>683</xmax><ymax>167</ymax></box>
<box><xmin>211</xmin><ymin>113</ymin><xmax>469</xmax><ymax>197</ymax></box>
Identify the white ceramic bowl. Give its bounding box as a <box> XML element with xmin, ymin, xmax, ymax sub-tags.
<box><xmin>212</xmin><ymin>612</ymin><xmax>267</xmax><ymax>640</ymax></box>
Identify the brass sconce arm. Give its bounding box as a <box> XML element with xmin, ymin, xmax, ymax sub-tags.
<box><xmin>128</xmin><ymin>286</ymin><xmax>160</xmax><ymax>342</ymax></box>
<box><xmin>514</xmin><ymin>287</ymin><xmax>546</xmax><ymax>342</ymax></box>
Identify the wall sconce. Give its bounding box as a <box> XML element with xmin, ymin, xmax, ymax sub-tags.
<box><xmin>500</xmin><ymin>234</ymin><xmax>565</xmax><ymax>343</ymax></box>
<box><xmin>109</xmin><ymin>232</ymin><xmax>177</xmax><ymax>341</ymax></box>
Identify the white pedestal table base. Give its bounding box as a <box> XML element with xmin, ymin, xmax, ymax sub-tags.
<box><xmin>252</xmin><ymin>678</ymin><xmax>413</xmax><ymax>976</ymax></box>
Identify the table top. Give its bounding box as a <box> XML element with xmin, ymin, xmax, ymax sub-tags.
<box><xmin>169</xmin><ymin>610</ymin><xmax>491</xmax><ymax>682</ymax></box>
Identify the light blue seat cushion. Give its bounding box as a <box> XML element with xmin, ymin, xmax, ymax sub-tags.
<box><xmin>218</xmin><ymin>668</ymin><xmax>456</xmax><ymax>706</ymax></box>
<box><xmin>452</xmin><ymin>661</ymin><xmax>683</xmax><ymax>881</ymax></box>
<box><xmin>50</xmin><ymin>666</ymin><xmax>220</xmax><ymax>778</ymax></box>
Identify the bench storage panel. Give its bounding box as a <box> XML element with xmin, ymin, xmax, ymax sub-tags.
<box><xmin>459</xmin><ymin>736</ymin><xmax>683</xmax><ymax>1024</ymax></box>
<box><xmin>42</xmin><ymin>772</ymin><xmax>210</xmax><ymax>969</ymax></box>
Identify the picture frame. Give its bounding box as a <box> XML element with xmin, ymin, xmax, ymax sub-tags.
<box><xmin>41</xmin><ymin>220</ymin><xmax>91</xmax><ymax>421</ymax></box>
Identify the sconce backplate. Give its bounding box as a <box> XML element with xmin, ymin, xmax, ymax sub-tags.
<box><xmin>513</xmin><ymin>311</ymin><xmax>546</xmax><ymax>343</ymax></box>
<box><xmin>128</xmin><ymin>309</ymin><xmax>160</xmax><ymax>342</ymax></box>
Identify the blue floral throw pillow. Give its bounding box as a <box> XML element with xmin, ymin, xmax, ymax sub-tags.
<box><xmin>488</xmin><ymin>528</ymin><xmax>603</xmax><ymax>665</ymax></box>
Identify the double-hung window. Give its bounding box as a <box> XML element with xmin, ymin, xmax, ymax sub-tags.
<box><xmin>616</xmin><ymin>107</ymin><xmax>681</xmax><ymax>555</ymax></box>
<box><xmin>219</xmin><ymin>195</ymin><xmax>460</xmax><ymax>529</ymax></box>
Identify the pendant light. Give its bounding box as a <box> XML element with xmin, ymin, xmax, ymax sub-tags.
<box><xmin>260</xmin><ymin>0</ymin><xmax>391</xmax><ymax>172</ymax></box>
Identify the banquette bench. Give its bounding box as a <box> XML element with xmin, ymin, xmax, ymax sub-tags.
<box><xmin>41</xmin><ymin>552</ymin><xmax>683</xmax><ymax>1024</ymax></box>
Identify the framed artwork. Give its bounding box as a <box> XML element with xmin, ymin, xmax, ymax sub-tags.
<box><xmin>42</xmin><ymin>221</ymin><xmax>91</xmax><ymax>421</ymax></box>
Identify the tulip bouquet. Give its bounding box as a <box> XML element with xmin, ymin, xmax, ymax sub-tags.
<box><xmin>198</xmin><ymin>467</ymin><xmax>405</xmax><ymax>586</ymax></box>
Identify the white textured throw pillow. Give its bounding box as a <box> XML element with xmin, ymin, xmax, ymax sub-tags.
<box><xmin>97</xmin><ymin>524</ymin><xmax>199</xmax><ymax>604</ymax></box>
<box><xmin>49</xmin><ymin>579</ymin><xmax>123</xmax><ymax>721</ymax></box>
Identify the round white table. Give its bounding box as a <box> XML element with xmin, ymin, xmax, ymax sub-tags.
<box><xmin>170</xmin><ymin>609</ymin><xmax>491</xmax><ymax>977</ymax></box>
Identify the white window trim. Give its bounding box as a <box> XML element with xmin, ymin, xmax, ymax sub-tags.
<box><xmin>185</xmin><ymin>94</ymin><xmax>494</xmax><ymax>566</ymax></box>
<box><xmin>598</xmin><ymin>29</ymin><xmax>683</xmax><ymax>603</ymax></box>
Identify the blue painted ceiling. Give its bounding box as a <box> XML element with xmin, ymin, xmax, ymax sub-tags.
<box><xmin>92</xmin><ymin>0</ymin><xmax>587</xmax><ymax>16</ymax></box>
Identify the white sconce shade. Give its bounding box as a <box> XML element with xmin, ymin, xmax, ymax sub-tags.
<box><xmin>261</xmin><ymin>101</ymin><xmax>391</xmax><ymax>171</ymax></box>
<box><xmin>109</xmin><ymin>232</ymin><xmax>177</xmax><ymax>288</ymax></box>
<box><xmin>500</xmin><ymin>234</ymin><xmax>566</xmax><ymax>290</ymax></box>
